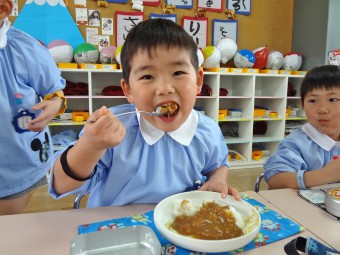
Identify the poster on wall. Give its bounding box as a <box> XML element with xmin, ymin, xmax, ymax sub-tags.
<box><xmin>88</xmin><ymin>10</ymin><xmax>101</xmax><ymax>27</ymax></box>
<box><xmin>75</xmin><ymin>8</ymin><xmax>88</xmax><ymax>25</ymax></box>
<box><xmin>197</xmin><ymin>0</ymin><xmax>222</xmax><ymax>12</ymax></box>
<box><xmin>149</xmin><ymin>13</ymin><xmax>177</xmax><ymax>22</ymax></box>
<box><xmin>102</xmin><ymin>18</ymin><xmax>113</xmax><ymax>35</ymax></box>
<box><xmin>182</xmin><ymin>16</ymin><xmax>208</xmax><ymax>49</ymax></box>
<box><xmin>98</xmin><ymin>35</ymin><xmax>110</xmax><ymax>51</ymax></box>
<box><xmin>10</xmin><ymin>0</ymin><xmax>18</xmax><ymax>16</ymax></box>
<box><xmin>86</xmin><ymin>27</ymin><xmax>98</xmax><ymax>45</ymax></box>
<box><xmin>74</xmin><ymin>0</ymin><xmax>86</xmax><ymax>7</ymax></box>
<box><xmin>115</xmin><ymin>11</ymin><xmax>144</xmax><ymax>47</ymax></box>
<box><xmin>212</xmin><ymin>19</ymin><xmax>238</xmax><ymax>46</ymax></box>
<box><xmin>13</xmin><ymin>0</ymin><xmax>85</xmax><ymax>49</ymax></box>
<box><xmin>227</xmin><ymin>0</ymin><xmax>252</xmax><ymax>15</ymax></box>
<box><xmin>166</xmin><ymin>0</ymin><xmax>193</xmax><ymax>9</ymax></box>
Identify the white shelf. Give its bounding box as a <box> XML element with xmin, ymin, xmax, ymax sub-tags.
<box><xmin>55</xmin><ymin>69</ymin><xmax>306</xmax><ymax>168</ymax></box>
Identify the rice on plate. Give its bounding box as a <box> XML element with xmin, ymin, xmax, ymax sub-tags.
<box><xmin>154</xmin><ymin>191</ymin><xmax>261</xmax><ymax>253</ymax></box>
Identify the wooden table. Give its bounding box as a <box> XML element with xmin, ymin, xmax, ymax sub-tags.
<box><xmin>0</xmin><ymin>191</ymin><xmax>320</xmax><ymax>255</ymax></box>
<box><xmin>259</xmin><ymin>188</ymin><xmax>340</xmax><ymax>251</ymax></box>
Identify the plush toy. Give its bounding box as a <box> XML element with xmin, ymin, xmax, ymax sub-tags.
<box><xmin>265</xmin><ymin>50</ymin><xmax>284</xmax><ymax>70</ymax></box>
<box><xmin>161</xmin><ymin>4</ymin><xmax>176</xmax><ymax>14</ymax></box>
<box><xmin>282</xmin><ymin>52</ymin><xmax>302</xmax><ymax>70</ymax></box>
<box><xmin>48</xmin><ymin>40</ymin><xmax>73</xmax><ymax>63</ymax></box>
<box><xmin>96</xmin><ymin>0</ymin><xmax>108</xmax><ymax>7</ymax></box>
<box><xmin>252</xmin><ymin>46</ymin><xmax>268</xmax><ymax>69</ymax></box>
<box><xmin>100</xmin><ymin>46</ymin><xmax>117</xmax><ymax>64</ymax></box>
<box><xmin>195</xmin><ymin>8</ymin><xmax>206</xmax><ymax>17</ymax></box>
<box><xmin>74</xmin><ymin>43</ymin><xmax>99</xmax><ymax>64</ymax></box>
<box><xmin>216</xmin><ymin>38</ymin><xmax>238</xmax><ymax>64</ymax></box>
<box><xmin>225</xmin><ymin>9</ymin><xmax>236</xmax><ymax>20</ymax></box>
<box><xmin>202</xmin><ymin>46</ymin><xmax>221</xmax><ymax>68</ymax></box>
<box><xmin>233</xmin><ymin>49</ymin><xmax>255</xmax><ymax>68</ymax></box>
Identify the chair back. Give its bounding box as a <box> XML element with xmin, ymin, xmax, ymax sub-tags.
<box><xmin>73</xmin><ymin>194</ymin><xmax>85</xmax><ymax>209</ymax></box>
<box><xmin>254</xmin><ymin>173</ymin><xmax>265</xmax><ymax>192</ymax></box>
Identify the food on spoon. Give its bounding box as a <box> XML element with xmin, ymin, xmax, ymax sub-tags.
<box><xmin>168</xmin><ymin>199</ymin><xmax>259</xmax><ymax>240</ymax></box>
<box><xmin>155</xmin><ymin>102</ymin><xmax>179</xmax><ymax>117</ymax></box>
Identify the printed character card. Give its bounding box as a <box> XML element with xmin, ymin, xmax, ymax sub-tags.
<box><xmin>115</xmin><ymin>11</ymin><xmax>143</xmax><ymax>47</ymax></box>
<box><xmin>166</xmin><ymin>0</ymin><xmax>193</xmax><ymax>9</ymax></box>
<box><xmin>197</xmin><ymin>0</ymin><xmax>222</xmax><ymax>12</ymax></box>
<box><xmin>212</xmin><ymin>19</ymin><xmax>238</xmax><ymax>46</ymax></box>
<box><xmin>182</xmin><ymin>16</ymin><xmax>208</xmax><ymax>49</ymax></box>
<box><xmin>227</xmin><ymin>0</ymin><xmax>252</xmax><ymax>15</ymax></box>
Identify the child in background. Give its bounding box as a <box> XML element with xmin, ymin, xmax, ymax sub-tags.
<box><xmin>264</xmin><ymin>65</ymin><xmax>340</xmax><ymax>189</ymax></box>
<box><xmin>0</xmin><ymin>0</ymin><xmax>66</xmax><ymax>215</ymax></box>
<box><xmin>49</xmin><ymin>18</ymin><xmax>239</xmax><ymax>207</ymax></box>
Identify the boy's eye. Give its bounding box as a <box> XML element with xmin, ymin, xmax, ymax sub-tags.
<box><xmin>140</xmin><ymin>75</ymin><xmax>153</xmax><ymax>80</ymax></box>
<box><xmin>307</xmin><ymin>99</ymin><xmax>316</xmax><ymax>104</ymax></box>
<box><xmin>330</xmin><ymin>98</ymin><xmax>339</xmax><ymax>102</ymax></box>
<box><xmin>173</xmin><ymin>71</ymin><xmax>185</xmax><ymax>76</ymax></box>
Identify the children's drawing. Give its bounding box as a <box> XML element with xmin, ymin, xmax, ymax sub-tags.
<box><xmin>13</xmin><ymin>0</ymin><xmax>85</xmax><ymax>49</ymax></box>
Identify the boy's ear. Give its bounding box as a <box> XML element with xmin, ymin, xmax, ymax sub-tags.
<box><xmin>0</xmin><ymin>0</ymin><xmax>13</xmax><ymax>20</ymax></box>
<box><xmin>121</xmin><ymin>78</ymin><xmax>134</xmax><ymax>103</ymax></box>
<box><xmin>196</xmin><ymin>68</ymin><xmax>204</xmax><ymax>95</ymax></box>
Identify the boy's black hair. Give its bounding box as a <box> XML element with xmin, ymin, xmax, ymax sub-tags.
<box><xmin>120</xmin><ymin>19</ymin><xmax>199</xmax><ymax>84</ymax></box>
<box><xmin>300</xmin><ymin>65</ymin><xmax>340</xmax><ymax>105</ymax></box>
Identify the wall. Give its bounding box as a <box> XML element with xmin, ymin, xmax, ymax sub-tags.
<box><xmin>292</xmin><ymin>0</ymin><xmax>340</xmax><ymax>70</ymax></box>
<box><xmin>292</xmin><ymin>0</ymin><xmax>329</xmax><ymax>70</ymax></box>
<box><xmin>326</xmin><ymin>0</ymin><xmax>340</xmax><ymax>61</ymax></box>
<box><xmin>9</xmin><ymin>0</ymin><xmax>294</xmax><ymax>54</ymax></box>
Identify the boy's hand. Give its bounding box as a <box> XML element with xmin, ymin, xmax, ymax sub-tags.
<box><xmin>27</xmin><ymin>97</ymin><xmax>64</xmax><ymax>132</ymax></box>
<box><xmin>83</xmin><ymin>106</ymin><xmax>126</xmax><ymax>150</ymax></box>
<box><xmin>199</xmin><ymin>180</ymin><xmax>241</xmax><ymax>201</ymax></box>
<box><xmin>198</xmin><ymin>166</ymin><xmax>241</xmax><ymax>201</ymax></box>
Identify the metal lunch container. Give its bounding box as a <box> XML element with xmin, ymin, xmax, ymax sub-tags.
<box><xmin>325</xmin><ymin>188</ymin><xmax>340</xmax><ymax>217</ymax></box>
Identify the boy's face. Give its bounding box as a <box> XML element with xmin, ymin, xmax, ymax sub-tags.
<box><xmin>121</xmin><ymin>46</ymin><xmax>203</xmax><ymax>132</ymax></box>
<box><xmin>303</xmin><ymin>87</ymin><xmax>340</xmax><ymax>141</ymax></box>
<box><xmin>0</xmin><ymin>0</ymin><xmax>13</xmax><ymax>22</ymax></box>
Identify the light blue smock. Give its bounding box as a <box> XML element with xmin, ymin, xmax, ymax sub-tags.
<box><xmin>49</xmin><ymin>104</ymin><xmax>229</xmax><ymax>207</ymax></box>
<box><xmin>0</xmin><ymin>27</ymin><xmax>65</xmax><ymax>197</ymax></box>
<box><xmin>263</xmin><ymin>126</ymin><xmax>340</xmax><ymax>183</ymax></box>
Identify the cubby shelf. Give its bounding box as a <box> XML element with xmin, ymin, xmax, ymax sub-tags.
<box><xmin>51</xmin><ymin>69</ymin><xmax>306</xmax><ymax>169</ymax></box>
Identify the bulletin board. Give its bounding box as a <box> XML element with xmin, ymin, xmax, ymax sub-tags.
<box><xmin>9</xmin><ymin>0</ymin><xmax>294</xmax><ymax>56</ymax></box>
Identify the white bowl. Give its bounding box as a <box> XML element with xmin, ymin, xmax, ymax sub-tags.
<box><xmin>154</xmin><ymin>191</ymin><xmax>261</xmax><ymax>253</ymax></box>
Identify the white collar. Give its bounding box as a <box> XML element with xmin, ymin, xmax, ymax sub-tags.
<box><xmin>138</xmin><ymin>109</ymin><xmax>198</xmax><ymax>146</ymax></box>
<box><xmin>301</xmin><ymin>123</ymin><xmax>338</xmax><ymax>151</ymax></box>
<box><xmin>0</xmin><ymin>18</ymin><xmax>10</xmax><ymax>49</ymax></box>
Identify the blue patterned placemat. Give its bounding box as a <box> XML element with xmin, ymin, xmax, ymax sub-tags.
<box><xmin>78</xmin><ymin>194</ymin><xmax>303</xmax><ymax>254</ymax></box>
